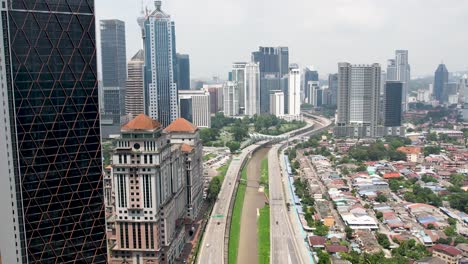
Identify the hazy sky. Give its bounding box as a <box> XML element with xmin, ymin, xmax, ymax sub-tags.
<box><xmin>96</xmin><ymin>0</ymin><xmax>468</xmax><ymax>79</ymax></box>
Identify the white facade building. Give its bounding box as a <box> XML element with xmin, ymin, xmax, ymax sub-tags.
<box><xmin>244</xmin><ymin>62</ymin><xmax>260</xmax><ymax>116</ymax></box>
<box><xmin>306</xmin><ymin>81</ymin><xmax>320</xmax><ymax>106</ymax></box>
<box><xmin>232</xmin><ymin>62</ymin><xmax>247</xmax><ymax>114</ymax></box>
<box><xmin>417</xmin><ymin>89</ymin><xmax>431</xmax><ymax>103</ymax></box>
<box><xmin>178</xmin><ymin>90</ymin><xmax>211</xmax><ymax>128</ymax></box>
<box><xmin>223</xmin><ymin>81</ymin><xmax>239</xmax><ymax>116</ymax></box>
<box><xmin>387</xmin><ymin>50</ymin><xmax>411</xmax><ymax>112</ymax></box>
<box><xmin>288</xmin><ymin>65</ymin><xmax>301</xmax><ymax>119</ymax></box>
<box><xmin>270</xmin><ymin>91</ymin><xmax>285</xmax><ymax>117</ymax></box>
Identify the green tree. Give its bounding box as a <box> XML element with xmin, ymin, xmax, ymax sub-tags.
<box><xmin>375</xmin><ymin>193</ymin><xmax>388</xmax><ymax>203</ymax></box>
<box><xmin>226</xmin><ymin>141</ymin><xmax>240</xmax><ymax>153</ymax></box>
<box><xmin>207</xmin><ymin>176</ymin><xmax>222</xmax><ymax>202</ymax></box>
<box><xmin>376</xmin><ymin>211</ymin><xmax>383</xmax><ymax>221</ymax></box>
<box><xmin>377</xmin><ymin>233</ymin><xmax>391</xmax><ymax>249</ymax></box>
<box><xmin>444</xmin><ymin>226</ymin><xmax>457</xmax><ymax>236</ymax></box>
<box><xmin>427</xmin><ymin>224</ymin><xmax>435</xmax><ymax>230</ymax></box>
<box><xmin>427</xmin><ymin>132</ymin><xmax>438</xmax><ymax>142</ymax></box>
<box><xmin>424</xmin><ymin>146</ymin><xmax>441</xmax><ymax>156</ymax></box>
<box><xmin>345</xmin><ymin>226</ymin><xmax>353</xmax><ymax>239</ymax></box>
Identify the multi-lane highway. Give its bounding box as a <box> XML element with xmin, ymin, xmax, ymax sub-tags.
<box><xmin>197</xmin><ymin>115</ymin><xmax>330</xmax><ymax>264</ymax></box>
<box><xmin>197</xmin><ymin>142</ymin><xmax>267</xmax><ymax>264</ymax></box>
<box><xmin>269</xmin><ymin>115</ymin><xmax>332</xmax><ymax>264</ymax></box>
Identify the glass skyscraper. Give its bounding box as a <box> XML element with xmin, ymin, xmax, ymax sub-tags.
<box><xmin>176</xmin><ymin>53</ymin><xmax>190</xmax><ymax>90</ymax></box>
<box><xmin>142</xmin><ymin>1</ymin><xmax>179</xmax><ymax>127</ymax></box>
<box><xmin>100</xmin><ymin>19</ymin><xmax>127</xmax><ymax>126</ymax></box>
<box><xmin>252</xmin><ymin>46</ymin><xmax>289</xmax><ymax>114</ymax></box>
<box><xmin>434</xmin><ymin>64</ymin><xmax>449</xmax><ymax>103</ymax></box>
<box><xmin>0</xmin><ymin>0</ymin><xmax>106</xmax><ymax>263</ymax></box>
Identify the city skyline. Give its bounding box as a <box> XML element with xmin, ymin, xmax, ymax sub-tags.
<box><xmin>96</xmin><ymin>0</ymin><xmax>468</xmax><ymax>79</ymax></box>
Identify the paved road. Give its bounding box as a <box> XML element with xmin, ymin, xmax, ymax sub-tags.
<box><xmin>197</xmin><ymin>142</ymin><xmax>268</xmax><ymax>264</ymax></box>
<box><xmin>197</xmin><ymin>115</ymin><xmax>328</xmax><ymax>264</ymax></box>
<box><xmin>269</xmin><ymin>115</ymin><xmax>332</xmax><ymax>264</ymax></box>
<box><xmin>269</xmin><ymin>145</ymin><xmax>309</xmax><ymax>264</ymax></box>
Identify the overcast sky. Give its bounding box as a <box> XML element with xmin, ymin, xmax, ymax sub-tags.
<box><xmin>95</xmin><ymin>0</ymin><xmax>468</xmax><ymax>79</ymax></box>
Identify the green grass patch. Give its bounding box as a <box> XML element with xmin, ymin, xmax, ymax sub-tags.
<box><xmin>260</xmin><ymin>158</ymin><xmax>269</xmax><ymax>187</ymax></box>
<box><xmin>217</xmin><ymin>160</ymin><xmax>231</xmax><ymax>181</ymax></box>
<box><xmin>228</xmin><ymin>164</ymin><xmax>248</xmax><ymax>264</ymax></box>
<box><xmin>203</xmin><ymin>153</ymin><xmax>216</xmax><ymax>161</ymax></box>
<box><xmin>258</xmin><ymin>206</ymin><xmax>271</xmax><ymax>264</ymax></box>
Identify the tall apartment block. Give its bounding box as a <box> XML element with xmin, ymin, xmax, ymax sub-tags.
<box><xmin>303</xmin><ymin>67</ymin><xmax>319</xmax><ymax>103</ymax></box>
<box><xmin>335</xmin><ymin>63</ymin><xmax>403</xmax><ymax>137</ymax></box>
<box><xmin>335</xmin><ymin>63</ymin><xmax>381</xmax><ymax>137</ymax></box>
<box><xmin>142</xmin><ymin>1</ymin><xmax>179</xmax><ymax>127</ymax></box>
<box><xmin>179</xmin><ymin>90</ymin><xmax>211</xmax><ymax>128</ymax></box>
<box><xmin>270</xmin><ymin>91</ymin><xmax>285</xmax><ymax>117</ymax></box>
<box><xmin>387</xmin><ymin>50</ymin><xmax>410</xmax><ymax>112</ymax></box>
<box><xmin>0</xmin><ymin>1</ymin><xmax>107</xmax><ymax>263</ymax></box>
<box><xmin>126</xmin><ymin>50</ymin><xmax>145</xmax><ymax>117</ymax></box>
<box><xmin>106</xmin><ymin>114</ymin><xmax>204</xmax><ymax>264</ymax></box>
<box><xmin>244</xmin><ymin>62</ymin><xmax>260</xmax><ymax>116</ymax></box>
<box><xmin>287</xmin><ymin>64</ymin><xmax>302</xmax><ymax>120</ymax></box>
<box><xmin>223</xmin><ymin>81</ymin><xmax>239</xmax><ymax>117</ymax></box>
<box><xmin>231</xmin><ymin>62</ymin><xmax>247</xmax><ymax>114</ymax></box>
<box><xmin>100</xmin><ymin>19</ymin><xmax>127</xmax><ymax>137</ymax></box>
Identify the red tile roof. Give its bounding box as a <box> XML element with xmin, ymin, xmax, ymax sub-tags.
<box><xmin>164</xmin><ymin>118</ymin><xmax>198</xmax><ymax>133</ymax></box>
<box><xmin>325</xmin><ymin>244</ymin><xmax>348</xmax><ymax>253</ymax></box>
<box><xmin>397</xmin><ymin>146</ymin><xmax>422</xmax><ymax>155</ymax></box>
<box><xmin>181</xmin><ymin>144</ymin><xmax>194</xmax><ymax>153</ymax></box>
<box><xmin>383</xmin><ymin>172</ymin><xmax>401</xmax><ymax>179</ymax></box>
<box><xmin>431</xmin><ymin>244</ymin><xmax>462</xmax><ymax>257</ymax></box>
<box><xmin>308</xmin><ymin>236</ymin><xmax>326</xmax><ymax>246</ymax></box>
<box><xmin>122</xmin><ymin>114</ymin><xmax>161</xmax><ymax>131</ymax></box>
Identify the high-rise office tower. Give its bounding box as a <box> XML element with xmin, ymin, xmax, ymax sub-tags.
<box><xmin>328</xmin><ymin>73</ymin><xmax>338</xmax><ymax>106</ymax></box>
<box><xmin>0</xmin><ymin>1</ymin><xmax>106</xmax><ymax>263</ymax></box>
<box><xmin>178</xmin><ymin>90</ymin><xmax>211</xmax><ymax>128</ymax></box>
<box><xmin>223</xmin><ymin>81</ymin><xmax>239</xmax><ymax>116</ymax></box>
<box><xmin>126</xmin><ymin>50</ymin><xmax>145</xmax><ymax>116</ymax></box>
<box><xmin>252</xmin><ymin>46</ymin><xmax>289</xmax><ymax>113</ymax></box>
<box><xmin>306</xmin><ymin>81</ymin><xmax>320</xmax><ymax>105</ymax></box>
<box><xmin>231</xmin><ymin>62</ymin><xmax>247</xmax><ymax>114</ymax></box>
<box><xmin>270</xmin><ymin>91</ymin><xmax>285</xmax><ymax>117</ymax></box>
<box><xmin>384</xmin><ymin>82</ymin><xmax>403</xmax><ymax>127</ymax></box>
<box><xmin>176</xmin><ymin>53</ymin><xmax>190</xmax><ymax>90</ymax></box>
<box><xmin>244</xmin><ymin>63</ymin><xmax>260</xmax><ymax>116</ymax></box>
<box><xmin>100</xmin><ymin>19</ymin><xmax>127</xmax><ymax>130</ymax></box>
<box><xmin>461</xmin><ymin>75</ymin><xmax>468</xmax><ymax>121</ymax></box>
<box><xmin>288</xmin><ymin>64</ymin><xmax>301</xmax><ymax>118</ymax></box>
<box><xmin>106</xmin><ymin>114</ymin><xmax>188</xmax><ymax>263</ymax></box>
<box><xmin>142</xmin><ymin>1</ymin><xmax>179</xmax><ymax>127</ymax></box>
<box><xmin>387</xmin><ymin>50</ymin><xmax>410</xmax><ymax>111</ymax></box>
<box><xmin>434</xmin><ymin>64</ymin><xmax>449</xmax><ymax>103</ymax></box>
<box><xmin>204</xmin><ymin>84</ymin><xmax>223</xmax><ymax>114</ymax></box>
<box><xmin>303</xmin><ymin>67</ymin><xmax>319</xmax><ymax>103</ymax></box>
<box><xmin>335</xmin><ymin>63</ymin><xmax>381</xmax><ymax>137</ymax></box>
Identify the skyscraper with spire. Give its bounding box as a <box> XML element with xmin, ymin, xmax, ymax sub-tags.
<box><xmin>142</xmin><ymin>0</ymin><xmax>179</xmax><ymax>127</ymax></box>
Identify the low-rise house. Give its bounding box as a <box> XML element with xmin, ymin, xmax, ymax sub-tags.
<box><xmin>430</xmin><ymin>244</ymin><xmax>463</xmax><ymax>264</ymax></box>
<box><xmin>397</xmin><ymin>146</ymin><xmax>424</xmax><ymax>163</ymax></box>
<box><xmin>308</xmin><ymin>236</ymin><xmax>326</xmax><ymax>249</ymax></box>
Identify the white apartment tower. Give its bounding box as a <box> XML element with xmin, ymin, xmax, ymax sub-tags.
<box><xmin>178</xmin><ymin>90</ymin><xmax>211</xmax><ymax>128</ymax></box>
<box><xmin>223</xmin><ymin>81</ymin><xmax>239</xmax><ymax>116</ymax></box>
<box><xmin>335</xmin><ymin>63</ymin><xmax>381</xmax><ymax>137</ymax></box>
<box><xmin>288</xmin><ymin>64</ymin><xmax>301</xmax><ymax>118</ymax></box>
<box><xmin>126</xmin><ymin>50</ymin><xmax>145</xmax><ymax>116</ymax></box>
<box><xmin>270</xmin><ymin>91</ymin><xmax>285</xmax><ymax>117</ymax></box>
<box><xmin>244</xmin><ymin>63</ymin><xmax>260</xmax><ymax>116</ymax></box>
